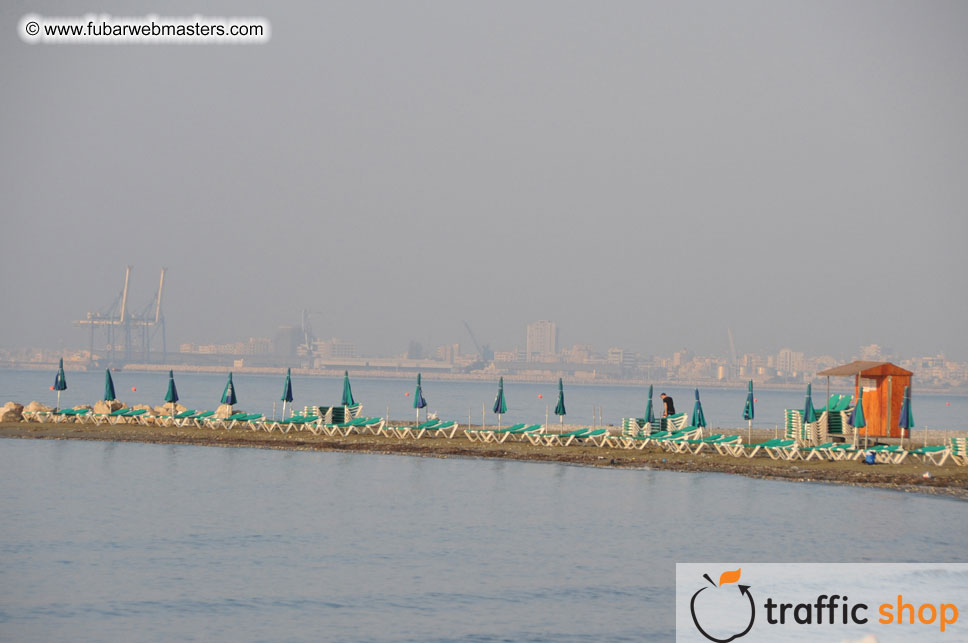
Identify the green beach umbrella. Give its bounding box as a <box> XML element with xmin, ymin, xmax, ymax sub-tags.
<box><xmin>848</xmin><ymin>387</ymin><xmax>866</xmax><ymax>429</ymax></box>
<box><xmin>742</xmin><ymin>380</ymin><xmax>754</xmax><ymax>442</ymax></box>
<box><xmin>644</xmin><ymin>384</ymin><xmax>655</xmax><ymax>425</ymax></box>
<box><xmin>493</xmin><ymin>377</ymin><xmax>507</xmax><ymax>428</ymax></box>
<box><xmin>691</xmin><ymin>388</ymin><xmax>707</xmax><ymax>429</ymax></box>
<box><xmin>281</xmin><ymin>368</ymin><xmax>294</xmax><ymax>418</ymax></box>
<box><xmin>165</xmin><ymin>370</ymin><xmax>179</xmax><ymax>416</ymax></box>
<box><xmin>554</xmin><ymin>378</ymin><xmax>566</xmax><ymax>423</ymax></box>
<box><xmin>103</xmin><ymin>369</ymin><xmax>117</xmax><ymax>401</ymax></box>
<box><xmin>849</xmin><ymin>386</ymin><xmax>866</xmax><ymax>447</ymax></box>
<box><xmin>53</xmin><ymin>358</ymin><xmax>67</xmax><ymax>409</ymax></box>
<box><xmin>221</xmin><ymin>372</ymin><xmax>238</xmax><ymax>406</ymax></box>
<box><xmin>413</xmin><ymin>373</ymin><xmax>427</xmax><ymax>422</ymax></box>
<box><xmin>803</xmin><ymin>383</ymin><xmax>818</xmax><ymax>424</ymax></box>
<box><xmin>341</xmin><ymin>371</ymin><xmax>356</xmax><ymax>407</ymax></box>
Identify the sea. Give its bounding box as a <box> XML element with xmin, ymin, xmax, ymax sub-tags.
<box><xmin>0</xmin><ymin>440</ymin><xmax>965</xmax><ymax>642</ymax></box>
<box><xmin>2</xmin><ymin>369</ymin><xmax>966</xmax><ymax>432</ymax></box>
<box><xmin>1</xmin><ymin>370</ymin><xmax>967</xmax><ymax>641</ymax></box>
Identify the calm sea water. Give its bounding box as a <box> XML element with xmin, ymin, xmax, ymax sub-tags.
<box><xmin>0</xmin><ymin>440</ymin><xmax>965</xmax><ymax>642</ymax></box>
<box><xmin>2</xmin><ymin>369</ymin><xmax>967</xmax><ymax>432</ymax></box>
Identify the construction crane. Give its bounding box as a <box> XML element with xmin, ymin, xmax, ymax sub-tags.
<box><xmin>462</xmin><ymin>321</ymin><xmax>493</xmax><ymax>371</ymax></box>
<box><xmin>74</xmin><ymin>267</ymin><xmax>167</xmax><ymax>365</ymax></box>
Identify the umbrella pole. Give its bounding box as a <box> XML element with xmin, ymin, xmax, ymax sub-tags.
<box><xmin>748</xmin><ymin>419</ymin><xmax>751</xmax><ymax>444</ymax></box>
<box><xmin>56</xmin><ymin>390</ymin><xmax>61</xmax><ymax>411</ymax></box>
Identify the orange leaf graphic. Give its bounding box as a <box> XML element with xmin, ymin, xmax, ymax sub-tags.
<box><xmin>718</xmin><ymin>568</ymin><xmax>741</xmax><ymax>586</ymax></box>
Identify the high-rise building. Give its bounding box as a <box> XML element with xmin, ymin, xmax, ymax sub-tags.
<box><xmin>776</xmin><ymin>348</ymin><xmax>804</xmax><ymax>375</ymax></box>
<box><xmin>526</xmin><ymin>320</ymin><xmax>558</xmax><ymax>361</ymax></box>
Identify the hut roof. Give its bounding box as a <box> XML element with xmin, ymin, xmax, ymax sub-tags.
<box><xmin>817</xmin><ymin>361</ymin><xmax>913</xmax><ymax>378</ymax></box>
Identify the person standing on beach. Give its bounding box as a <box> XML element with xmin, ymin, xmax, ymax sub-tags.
<box><xmin>660</xmin><ymin>393</ymin><xmax>675</xmax><ymax>417</ymax></box>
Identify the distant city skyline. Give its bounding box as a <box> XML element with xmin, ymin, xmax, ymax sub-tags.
<box><xmin>4</xmin><ymin>316</ymin><xmax>965</xmax><ymax>392</ymax></box>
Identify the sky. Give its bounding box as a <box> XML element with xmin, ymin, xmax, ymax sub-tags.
<box><xmin>2</xmin><ymin>1</ymin><xmax>967</xmax><ymax>361</ymax></box>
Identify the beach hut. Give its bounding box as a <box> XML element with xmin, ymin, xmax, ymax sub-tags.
<box><xmin>816</xmin><ymin>361</ymin><xmax>913</xmax><ymax>439</ymax></box>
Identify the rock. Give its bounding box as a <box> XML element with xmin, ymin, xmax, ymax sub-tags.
<box><xmin>25</xmin><ymin>401</ymin><xmax>53</xmax><ymax>413</ymax></box>
<box><xmin>216</xmin><ymin>404</ymin><xmax>239</xmax><ymax>419</ymax></box>
<box><xmin>1</xmin><ymin>401</ymin><xmax>24</xmax><ymax>422</ymax></box>
<box><xmin>154</xmin><ymin>403</ymin><xmax>187</xmax><ymax>415</ymax></box>
<box><xmin>93</xmin><ymin>400</ymin><xmax>125</xmax><ymax>414</ymax></box>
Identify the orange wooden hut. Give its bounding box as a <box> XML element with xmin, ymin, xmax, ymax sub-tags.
<box><xmin>816</xmin><ymin>361</ymin><xmax>913</xmax><ymax>438</ymax></box>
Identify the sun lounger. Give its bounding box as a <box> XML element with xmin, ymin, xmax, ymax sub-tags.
<box><xmin>540</xmin><ymin>428</ymin><xmax>591</xmax><ymax>446</ymax></box>
<box><xmin>419</xmin><ymin>420</ymin><xmax>459</xmax><ymax>439</ymax></box>
<box><xmin>184</xmin><ymin>410</ymin><xmax>215</xmax><ymax>427</ymax></box>
<box><xmin>906</xmin><ymin>444</ymin><xmax>949</xmax><ymax>466</ymax></box>
<box><xmin>345</xmin><ymin>417</ymin><xmax>384</xmax><ymax>436</ymax></box>
<box><xmin>583</xmin><ymin>428</ymin><xmax>611</xmax><ymax>447</ymax></box>
<box><xmin>683</xmin><ymin>434</ymin><xmax>726</xmax><ymax>455</ymax></box>
<box><xmin>205</xmin><ymin>412</ymin><xmax>248</xmax><ymax>430</ymax></box>
<box><xmin>89</xmin><ymin>407</ymin><xmax>130</xmax><ymax>425</ymax></box>
<box><xmin>153</xmin><ymin>409</ymin><xmax>197</xmax><ymax>427</ymax></box>
<box><xmin>765</xmin><ymin>439</ymin><xmax>799</xmax><ymax>460</ymax></box>
<box><xmin>525</xmin><ymin>426</ymin><xmax>552</xmax><ymax>445</ymax></box>
<box><xmin>798</xmin><ymin>441</ymin><xmax>837</xmax><ymax>461</ymax></box>
<box><xmin>388</xmin><ymin>419</ymin><xmax>438</xmax><ymax>439</ymax></box>
<box><xmin>864</xmin><ymin>444</ymin><xmax>906</xmax><ymax>464</ymax></box>
<box><xmin>259</xmin><ymin>414</ymin><xmax>310</xmax><ymax>433</ymax></box>
<box><xmin>949</xmin><ymin>438</ymin><xmax>968</xmax><ymax>466</ymax></box>
<box><xmin>655</xmin><ymin>427</ymin><xmax>703</xmax><ymax>451</ymax></box>
<box><xmin>661</xmin><ymin>413</ymin><xmax>689</xmax><ymax>433</ymax></box>
<box><xmin>354</xmin><ymin>417</ymin><xmax>386</xmax><ymax>436</ymax></box>
<box><xmin>480</xmin><ymin>424</ymin><xmax>527</xmax><ymax>443</ymax></box>
<box><xmin>505</xmin><ymin>424</ymin><xmax>542</xmax><ymax>442</ymax></box>
<box><xmin>50</xmin><ymin>408</ymin><xmax>90</xmax><ymax>423</ymax></box>
<box><xmin>330</xmin><ymin>417</ymin><xmax>367</xmax><ymax>436</ymax></box>
<box><xmin>714</xmin><ymin>435</ymin><xmax>744</xmax><ymax>456</ymax></box>
<box><xmin>740</xmin><ymin>438</ymin><xmax>792</xmax><ymax>459</ymax></box>
<box><xmin>108</xmin><ymin>408</ymin><xmax>148</xmax><ymax>424</ymax></box>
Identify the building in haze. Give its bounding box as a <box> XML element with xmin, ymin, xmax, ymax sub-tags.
<box><xmin>526</xmin><ymin>320</ymin><xmax>558</xmax><ymax>362</ymax></box>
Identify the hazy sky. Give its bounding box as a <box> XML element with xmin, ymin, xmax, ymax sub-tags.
<box><xmin>2</xmin><ymin>1</ymin><xmax>966</xmax><ymax>360</ymax></box>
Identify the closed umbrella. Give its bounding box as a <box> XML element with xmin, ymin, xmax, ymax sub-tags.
<box><xmin>644</xmin><ymin>384</ymin><xmax>655</xmax><ymax>426</ymax></box>
<box><xmin>493</xmin><ymin>377</ymin><xmax>507</xmax><ymax>429</ymax></box>
<box><xmin>281</xmin><ymin>368</ymin><xmax>294</xmax><ymax>419</ymax></box>
<box><xmin>103</xmin><ymin>369</ymin><xmax>117</xmax><ymax>402</ymax></box>
<box><xmin>221</xmin><ymin>372</ymin><xmax>238</xmax><ymax>406</ymax></box>
<box><xmin>164</xmin><ymin>370</ymin><xmax>179</xmax><ymax>418</ymax></box>
<box><xmin>341</xmin><ymin>371</ymin><xmax>356</xmax><ymax>407</ymax></box>
<box><xmin>413</xmin><ymin>373</ymin><xmax>427</xmax><ymax>423</ymax></box>
<box><xmin>691</xmin><ymin>389</ymin><xmax>707</xmax><ymax>429</ymax></box>
<box><xmin>743</xmin><ymin>380</ymin><xmax>755</xmax><ymax>443</ymax></box>
<box><xmin>898</xmin><ymin>385</ymin><xmax>914</xmax><ymax>448</ymax></box>
<box><xmin>803</xmin><ymin>383</ymin><xmax>818</xmax><ymax>423</ymax></box>
<box><xmin>554</xmin><ymin>378</ymin><xmax>566</xmax><ymax>424</ymax></box>
<box><xmin>849</xmin><ymin>387</ymin><xmax>867</xmax><ymax>448</ymax></box>
<box><xmin>53</xmin><ymin>358</ymin><xmax>67</xmax><ymax>410</ymax></box>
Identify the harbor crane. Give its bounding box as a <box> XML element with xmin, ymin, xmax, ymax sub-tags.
<box><xmin>74</xmin><ymin>266</ymin><xmax>167</xmax><ymax>366</ymax></box>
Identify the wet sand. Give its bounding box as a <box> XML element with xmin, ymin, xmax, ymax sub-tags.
<box><xmin>2</xmin><ymin>420</ymin><xmax>967</xmax><ymax>500</ymax></box>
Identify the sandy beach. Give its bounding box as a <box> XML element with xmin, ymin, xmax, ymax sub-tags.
<box><xmin>3</xmin><ymin>420</ymin><xmax>966</xmax><ymax>500</ymax></box>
